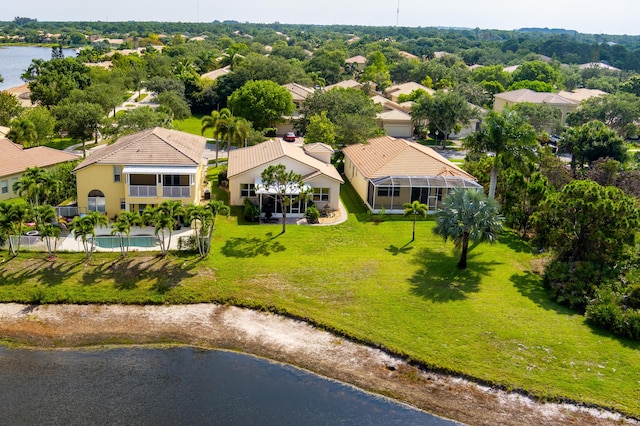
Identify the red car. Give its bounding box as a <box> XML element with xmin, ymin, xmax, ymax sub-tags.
<box><xmin>283</xmin><ymin>132</ymin><xmax>296</xmax><ymax>142</ymax></box>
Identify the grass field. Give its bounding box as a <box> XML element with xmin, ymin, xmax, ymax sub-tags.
<box><xmin>0</xmin><ymin>183</ymin><xmax>638</xmax><ymax>416</ymax></box>
<box><xmin>174</xmin><ymin>115</ymin><xmax>205</xmax><ymax>136</ymax></box>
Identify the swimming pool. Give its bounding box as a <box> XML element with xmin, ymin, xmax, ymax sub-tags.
<box><xmin>93</xmin><ymin>235</ymin><xmax>158</xmax><ymax>249</ymax></box>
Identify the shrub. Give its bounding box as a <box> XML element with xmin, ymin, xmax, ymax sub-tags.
<box><xmin>587</xmin><ymin>288</ymin><xmax>640</xmax><ymax>340</ymax></box>
<box><xmin>305</xmin><ymin>206</ymin><xmax>320</xmax><ymax>224</ymax></box>
<box><xmin>243</xmin><ymin>198</ymin><xmax>260</xmax><ymax>222</ymax></box>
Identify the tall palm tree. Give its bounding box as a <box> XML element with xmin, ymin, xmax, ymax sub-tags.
<box><xmin>33</xmin><ymin>205</ymin><xmax>60</xmax><ymax>257</ymax></box>
<box><xmin>69</xmin><ymin>211</ymin><xmax>108</xmax><ymax>259</ymax></box>
<box><xmin>111</xmin><ymin>211</ymin><xmax>140</xmax><ymax>257</ymax></box>
<box><xmin>13</xmin><ymin>167</ymin><xmax>49</xmax><ymax>208</ymax></box>
<box><xmin>403</xmin><ymin>200</ymin><xmax>429</xmax><ymax>241</ymax></box>
<box><xmin>201</xmin><ymin>108</ymin><xmax>232</xmax><ymax>166</ymax></box>
<box><xmin>225</xmin><ymin>115</ymin><xmax>251</xmax><ymax>152</ymax></box>
<box><xmin>186</xmin><ymin>204</ymin><xmax>212</xmax><ymax>257</ymax></box>
<box><xmin>463</xmin><ymin>109</ymin><xmax>537</xmax><ymax>200</ymax></box>
<box><xmin>147</xmin><ymin>201</ymin><xmax>186</xmax><ymax>257</ymax></box>
<box><xmin>7</xmin><ymin>118</ymin><xmax>37</xmax><ymax>147</ymax></box>
<box><xmin>433</xmin><ymin>188</ymin><xmax>503</xmax><ymax>270</ymax></box>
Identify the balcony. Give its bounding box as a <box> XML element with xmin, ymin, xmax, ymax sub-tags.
<box><xmin>162</xmin><ymin>186</ymin><xmax>191</xmax><ymax>198</ymax></box>
<box><xmin>129</xmin><ymin>185</ymin><xmax>157</xmax><ymax>197</ymax></box>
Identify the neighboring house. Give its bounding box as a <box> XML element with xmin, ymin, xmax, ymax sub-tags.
<box><xmin>0</xmin><ymin>138</ymin><xmax>79</xmax><ymax>202</ymax></box>
<box><xmin>73</xmin><ymin>128</ymin><xmax>207</xmax><ymax>216</ymax></box>
<box><xmin>386</xmin><ymin>82</ymin><xmax>434</xmax><ymax>102</ymax></box>
<box><xmin>0</xmin><ymin>126</ymin><xmax>8</xmax><ymax>138</ymax></box>
<box><xmin>345</xmin><ymin>55</ymin><xmax>367</xmax><ymax>72</ymax></box>
<box><xmin>579</xmin><ymin>62</ymin><xmax>621</xmax><ymax>71</ymax></box>
<box><xmin>227</xmin><ymin>139</ymin><xmax>343</xmax><ymax>218</ymax></box>
<box><xmin>398</xmin><ymin>51</ymin><xmax>419</xmax><ymax>61</ymax></box>
<box><xmin>343</xmin><ymin>136</ymin><xmax>481</xmax><ymax>214</ymax></box>
<box><xmin>503</xmin><ymin>65</ymin><xmax>520</xmax><ymax>73</ymax></box>
<box><xmin>5</xmin><ymin>83</ymin><xmax>33</xmax><ymax>108</ymax></box>
<box><xmin>325</xmin><ymin>79</ymin><xmax>363</xmax><ymax>91</ymax></box>
<box><xmin>557</xmin><ymin>88</ymin><xmax>607</xmax><ymax>103</ymax></box>
<box><xmin>493</xmin><ymin>88</ymin><xmax>578</xmax><ymax>125</ymax></box>
<box><xmin>201</xmin><ymin>65</ymin><xmax>231</xmax><ymax>82</ymax></box>
<box><xmin>276</xmin><ymin>83</ymin><xmax>316</xmax><ymax>135</ymax></box>
<box><xmin>370</xmin><ymin>94</ymin><xmax>413</xmax><ymax>138</ymax></box>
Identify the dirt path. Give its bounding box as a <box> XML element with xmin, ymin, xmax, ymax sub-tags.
<box><xmin>0</xmin><ymin>303</ymin><xmax>634</xmax><ymax>426</ymax></box>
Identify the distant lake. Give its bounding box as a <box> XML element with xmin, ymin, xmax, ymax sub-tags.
<box><xmin>0</xmin><ymin>45</ymin><xmax>76</xmax><ymax>91</ymax></box>
<box><xmin>0</xmin><ymin>346</ymin><xmax>456</xmax><ymax>425</ymax></box>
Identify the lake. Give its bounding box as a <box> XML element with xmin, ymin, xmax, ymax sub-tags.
<box><xmin>0</xmin><ymin>45</ymin><xmax>77</xmax><ymax>91</ymax></box>
<box><xmin>0</xmin><ymin>346</ymin><xmax>456</xmax><ymax>425</ymax></box>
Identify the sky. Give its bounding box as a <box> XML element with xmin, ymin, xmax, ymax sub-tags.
<box><xmin>2</xmin><ymin>0</ymin><xmax>639</xmax><ymax>36</ymax></box>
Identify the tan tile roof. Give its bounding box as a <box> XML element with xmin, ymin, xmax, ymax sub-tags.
<box><xmin>494</xmin><ymin>89</ymin><xmax>577</xmax><ymax>106</ymax></box>
<box><xmin>0</xmin><ymin>138</ymin><xmax>79</xmax><ymax>178</ymax></box>
<box><xmin>398</xmin><ymin>51</ymin><xmax>419</xmax><ymax>60</ymax></box>
<box><xmin>378</xmin><ymin>108</ymin><xmax>412</xmax><ymax>122</ymax></box>
<box><xmin>303</xmin><ymin>143</ymin><xmax>334</xmax><ymax>154</ymax></box>
<box><xmin>201</xmin><ymin>65</ymin><xmax>231</xmax><ymax>81</ymax></box>
<box><xmin>579</xmin><ymin>62</ymin><xmax>620</xmax><ymax>71</ymax></box>
<box><xmin>386</xmin><ymin>82</ymin><xmax>435</xmax><ymax>99</ymax></box>
<box><xmin>343</xmin><ymin>136</ymin><xmax>475</xmax><ymax>180</ymax></box>
<box><xmin>345</xmin><ymin>55</ymin><xmax>367</xmax><ymax>64</ymax></box>
<box><xmin>557</xmin><ymin>88</ymin><xmax>607</xmax><ymax>102</ymax></box>
<box><xmin>74</xmin><ymin>128</ymin><xmax>206</xmax><ymax>172</ymax></box>
<box><xmin>228</xmin><ymin>139</ymin><xmax>342</xmax><ymax>183</ymax></box>
<box><xmin>325</xmin><ymin>79</ymin><xmax>363</xmax><ymax>90</ymax></box>
<box><xmin>282</xmin><ymin>82</ymin><xmax>315</xmax><ymax>102</ymax></box>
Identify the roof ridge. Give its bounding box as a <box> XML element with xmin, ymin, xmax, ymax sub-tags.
<box><xmin>408</xmin><ymin>142</ymin><xmax>473</xmax><ymax>179</ymax></box>
<box><xmin>75</xmin><ymin>128</ymin><xmax>155</xmax><ymax>171</ymax></box>
<box><xmin>155</xmin><ymin>127</ymin><xmax>203</xmax><ymax>163</ymax></box>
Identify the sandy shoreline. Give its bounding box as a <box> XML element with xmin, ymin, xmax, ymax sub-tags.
<box><xmin>0</xmin><ymin>303</ymin><xmax>635</xmax><ymax>426</ymax></box>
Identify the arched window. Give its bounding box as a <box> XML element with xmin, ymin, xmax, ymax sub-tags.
<box><xmin>87</xmin><ymin>189</ymin><xmax>106</xmax><ymax>213</ymax></box>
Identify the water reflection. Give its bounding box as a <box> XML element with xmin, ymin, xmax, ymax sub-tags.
<box><xmin>0</xmin><ymin>347</ymin><xmax>456</xmax><ymax>425</ymax></box>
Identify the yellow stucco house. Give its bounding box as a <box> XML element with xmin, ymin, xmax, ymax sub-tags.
<box><xmin>343</xmin><ymin>136</ymin><xmax>481</xmax><ymax>214</ymax></box>
<box><xmin>493</xmin><ymin>88</ymin><xmax>578</xmax><ymax>126</ymax></box>
<box><xmin>73</xmin><ymin>128</ymin><xmax>207</xmax><ymax>217</ymax></box>
<box><xmin>227</xmin><ymin>139</ymin><xmax>343</xmax><ymax>218</ymax></box>
<box><xmin>0</xmin><ymin>138</ymin><xmax>79</xmax><ymax>202</ymax></box>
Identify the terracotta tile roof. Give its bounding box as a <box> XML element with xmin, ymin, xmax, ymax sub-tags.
<box><xmin>343</xmin><ymin>136</ymin><xmax>475</xmax><ymax>180</ymax></box>
<box><xmin>557</xmin><ymin>88</ymin><xmax>607</xmax><ymax>102</ymax></box>
<box><xmin>325</xmin><ymin>79</ymin><xmax>363</xmax><ymax>90</ymax></box>
<box><xmin>494</xmin><ymin>89</ymin><xmax>577</xmax><ymax>106</ymax></box>
<box><xmin>386</xmin><ymin>82</ymin><xmax>435</xmax><ymax>98</ymax></box>
<box><xmin>398</xmin><ymin>51</ymin><xmax>419</xmax><ymax>60</ymax></box>
<box><xmin>228</xmin><ymin>139</ymin><xmax>342</xmax><ymax>183</ymax></box>
<box><xmin>0</xmin><ymin>138</ymin><xmax>79</xmax><ymax>178</ymax></box>
<box><xmin>74</xmin><ymin>128</ymin><xmax>206</xmax><ymax>172</ymax></box>
<box><xmin>345</xmin><ymin>55</ymin><xmax>367</xmax><ymax>64</ymax></box>
<box><xmin>378</xmin><ymin>108</ymin><xmax>412</xmax><ymax>122</ymax></box>
<box><xmin>303</xmin><ymin>143</ymin><xmax>334</xmax><ymax>154</ymax></box>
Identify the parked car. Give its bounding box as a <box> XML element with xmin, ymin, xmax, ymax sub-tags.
<box><xmin>283</xmin><ymin>132</ymin><xmax>296</xmax><ymax>142</ymax></box>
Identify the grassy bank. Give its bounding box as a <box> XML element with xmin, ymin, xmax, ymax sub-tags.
<box><xmin>0</xmin><ymin>199</ymin><xmax>638</xmax><ymax>416</ymax></box>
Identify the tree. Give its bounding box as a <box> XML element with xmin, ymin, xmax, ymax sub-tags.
<box><xmin>33</xmin><ymin>205</ymin><xmax>61</xmax><ymax>257</ymax></box>
<box><xmin>224</xmin><ymin>115</ymin><xmax>252</xmax><ymax>152</ymax></box>
<box><xmin>24</xmin><ymin>57</ymin><xmax>91</xmax><ymax>107</ymax></box>
<box><xmin>7</xmin><ymin>118</ymin><xmax>37</xmax><ymax>147</ymax></box>
<box><xmin>403</xmin><ymin>200</ymin><xmax>428</xmax><ymax>241</ymax></box>
<box><xmin>463</xmin><ymin>109</ymin><xmax>538</xmax><ymax>199</ymax></box>
<box><xmin>0</xmin><ymin>202</ymin><xmax>29</xmax><ymax>257</ymax></box>
<box><xmin>201</xmin><ymin>108</ymin><xmax>232</xmax><ymax>167</ymax></box>
<box><xmin>187</xmin><ymin>199</ymin><xmax>229</xmax><ymax>257</ymax></box>
<box><xmin>305</xmin><ymin>112</ymin><xmax>336</xmax><ymax>146</ymax></box>
<box><xmin>297</xmin><ymin>88</ymin><xmax>382</xmax><ymax>145</ymax></box>
<box><xmin>53</xmin><ymin>101</ymin><xmax>104</xmax><ymax>157</ymax></box>
<box><xmin>433</xmin><ymin>188</ymin><xmax>503</xmax><ymax>270</ymax></box>
<box><xmin>143</xmin><ymin>200</ymin><xmax>185</xmax><ymax>257</ymax></box>
<box><xmin>259</xmin><ymin>164</ymin><xmax>305</xmax><ymax>234</ymax></box>
<box><xmin>111</xmin><ymin>211</ymin><xmax>141</xmax><ymax>257</ymax></box>
<box><xmin>361</xmin><ymin>51</ymin><xmax>391</xmax><ymax>93</ymax></box>
<box><xmin>533</xmin><ymin>180</ymin><xmax>639</xmax><ymax>265</ymax></box>
<box><xmin>511</xmin><ymin>102</ymin><xmax>562</xmax><ymax>133</ymax></box>
<box><xmin>502</xmin><ymin>170</ymin><xmax>549</xmax><ymax>237</ymax></box>
<box><xmin>228</xmin><ymin>80</ymin><xmax>295</xmax><ymax>130</ymax></box>
<box><xmin>157</xmin><ymin>91</ymin><xmax>191</xmax><ymax>120</ymax></box>
<box><xmin>566</xmin><ymin>93</ymin><xmax>640</xmax><ymax>137</ymax></box>
<box><xmin>411</xmin><ymin>91</ymin><xmax>476</xmax><ymax>148</ymax></box>
<box><xmin>69</xmin><ymin>211</ymin><xmax>108</xmax><ymax>259</ymax></box>
<box><xmin>511</xmin><ymin>60</ymin><xmax>564</xmax><ymax>89</ymax></box>
<box><xmin>115</xmin><ymin>106</ymin><xmax>171</xmax><ymax>136</ymax></box>
<box><xmin>20</xmin><ymin>107</ymin><xmax>55</xmax><ymax>146</ymax></box>
<box><xmin>559</xmin><ymin>120</ymin><xmax>627</xmax><ymax>176</ymax></box>
<box><xmin>12</xmin><ymin>167</ymin><xmax>55</xmax><ymax>208</ymax></box>
<box><xmin>0</xmin><ymin>91</ymin><xmax>22</xmax><ymax>126</ymax></box>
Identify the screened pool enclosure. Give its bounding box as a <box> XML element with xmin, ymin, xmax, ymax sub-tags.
<box><xmin>366</xmin><ymin>175</ymin><xmax>483</xmax><ymax>213</ymax></box>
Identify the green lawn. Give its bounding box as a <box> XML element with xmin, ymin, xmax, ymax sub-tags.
<box><xmin>44</xmin><ymin>137</ymin><xmax>77</xmax><ymax>151</ymax></box>
<box><xmin>0</xmin><ymin>189</ymin><xmax>638</xmax><ymax>416</ymax></box>
<box><xmin>174</xmin><ymin>115</ymin><xmax>205</xmax><ymax>136</ymax></box>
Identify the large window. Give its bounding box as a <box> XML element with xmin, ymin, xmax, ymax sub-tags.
<box><xmin>240</xmin><ymin>183</ymin><xmax>256</xmax><ymax>197</ymax></box>
<box><xmin>163</xmin><ymin>175</ymin><xmax>189</xmax><ymax>186</ymax></box>
<box><xmin>312</xmin><ymin>187</ymin><xmax>330</xmax><ymax>202</ymax></box>
<box><xmin>87</xmin><ymin>189</ymin><xmax>106</xmax><ymax>213</ymax></box>
<box><xmin>377</xmin><ymin>186</ymin><xmax>399</xmax><ymax>197</ymax></box>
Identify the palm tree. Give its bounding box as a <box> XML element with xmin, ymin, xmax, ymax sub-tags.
<box><xmin>201</xmin><ymin>108</ymin><xmax>232</xmax><ymax>167</ymax></box>
<box><xmin>186</xmin><ymin>204</ymin><xmax>212</xmax><ymax>257</ymax></box>
<box><xmin>225</xmin><ymin>115</ymin><xmax>251</xmax><ymax>152</ymax></box>
<box><xmin>403</xmin><ymin>200</ymin><xmax>429</xmax><ymax>241</ymax></box>
<box><xmin>69</xmin><ymin>211</ymin><xmax>108</xmax><ymax>259</ymax></box>
<box><xmin>7</xmin><ymin>118</ymin><xmax>37</xmax><ymax>147</ymax></box>
<box><xmin>260</xmin><ymin>164</ymin><xmax>305</xmax><ymax>234</ymax></box>
<box><xmin>13</xmin><ymin>167</ymin><xmax>49</xmax><ymax>208</ymax></box>
<box><xmin>463</xmin><ymin>109</ymin><xmax>537</xmax><ymax>200</ymax></box>
<box><xmin>433</xmin><ymin>188</ymin><xmax>503</xmax><ymax>270</ymax></box>
<box><xmin>0</xmin><ymin>202</ymin><xmax>29</xmax><ymax>257</ymax></box>
<box><xmin>33</xmin><ymin>205</ymin><xmax>60</xmax><ymax>257</ymax></box>
<box><xmin>111</xmin><ymin>211</ymin><xmax>140</xmax><ymax>257</ymax></box>
<box><xmin>146</xmin><ymin>201</ymin><xmax>185</xmax><ymax>257</ymax></box>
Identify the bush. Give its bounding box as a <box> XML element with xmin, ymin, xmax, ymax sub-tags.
<box><xmin>218</xmin><ymin>168</ymin><xmax>228</xmax><ymax>187</ymax></box>
<box><xmin>587</xmin><ymin>288</ymin><xmax>640</xmax><ymax>340</ymax></box>
<box><xmin>243</xmin><ymin>198</ymin><xmax>260</xmax><ymax>222</ymax></box>
<box><xmin>543</xmin><ymin>260</ymin><xmax>617</xmax><ymax>309</ymax></box>
<box><xmin>305</xmin><ymin>206</ymin><xmax>320</xmax><ymax>224</ymax></box>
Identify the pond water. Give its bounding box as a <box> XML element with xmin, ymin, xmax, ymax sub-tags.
<box><xmin>0</xmin><ymin>346</ymin><xmax>456</xmax><ymax>425</ymax></box>
<box><xmin>0</xmin><ymin>45</ymin><xmax>76</xmax><ymax>91</ymax></box>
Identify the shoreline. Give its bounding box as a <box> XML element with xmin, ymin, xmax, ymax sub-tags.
<box><xmin>0</xmin><ymin>303</ymin><xmax>636</xmax><ymax>426</ymax></box>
